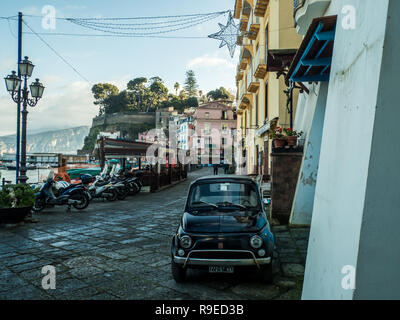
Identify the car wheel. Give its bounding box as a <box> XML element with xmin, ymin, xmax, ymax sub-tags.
<box><xmin>171</xmin><ymin>259</ymin><xmax>187</xmax><ymax>283</ymax></box>
<box><xmin>260</xmin><ymin>262</ymin><xmax>273</xmax><ymax>283</ymax></box>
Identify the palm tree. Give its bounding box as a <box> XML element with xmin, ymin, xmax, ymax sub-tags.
<box><xmin>174</xmin><ymin>82</ymin><xmax>180</xmax><ymax>95</ymax></box>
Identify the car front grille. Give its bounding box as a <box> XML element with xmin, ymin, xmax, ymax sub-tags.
<box><xmin>189</xmin><ymin>250</ymin><xmax>254</xmax><ymax>260</ymax></box>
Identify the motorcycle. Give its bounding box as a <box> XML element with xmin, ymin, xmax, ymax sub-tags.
<box><xmin>33</xmin><ymin>172</ymin><xmax>90</xmax><ymax>212</ymax></box>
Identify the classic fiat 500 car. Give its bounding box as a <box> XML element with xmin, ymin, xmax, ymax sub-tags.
<box><xmin>171</xmin><ymin>176</ymin><xmax>274</xmax><ymax>283</ymax></box>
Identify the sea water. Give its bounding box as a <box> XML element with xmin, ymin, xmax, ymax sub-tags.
<box><xmin>0</xmin><ymin>169</ymin><xmax>53</xmax><ymax>184</ymax></box>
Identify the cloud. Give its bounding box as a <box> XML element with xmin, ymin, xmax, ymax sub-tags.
<box><xmin>187</xmin><ymin>52</ymin><xmax>236</xmax><ymax>71</ymax></box>
<box><xmin>0</xmin><ymin>80</ymin><xmax>97</xmax><ymax>136</ymax></box>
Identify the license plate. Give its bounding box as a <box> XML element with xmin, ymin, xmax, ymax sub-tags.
<box><xmin>209</xmin><ymin>266</ymin><xmax>234</xmax><ymax>274</ymax></box>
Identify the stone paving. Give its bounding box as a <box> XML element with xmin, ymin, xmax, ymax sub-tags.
<box><xmin>0</xmin><ymin>168</ymin><xmax>310</xmax><ymax>300</ymax></box>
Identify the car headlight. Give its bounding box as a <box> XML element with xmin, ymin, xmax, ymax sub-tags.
<box><xmin>179</xmin><ymin>235</ymin><xmax>192</xmax><ymax>249</ymax></box>
<box><xmin>250</xmin><ymin>235</ymin><xmax>263</xmax><ymax>249</ymax></box>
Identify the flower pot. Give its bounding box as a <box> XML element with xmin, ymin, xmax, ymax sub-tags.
<box><xmin>287</xmin><ymin>136</ymin><xmax>298</xmax><ymax>147</ymax></box>
<box><xmin>274</xmin><ymin>139</ymin><xmax>286</xmax><ymax>148</ymax></box>
<box><xmin>0</xmin><ymin>207</ymin><xmax>32</xmax><ymax>224</ymax></box>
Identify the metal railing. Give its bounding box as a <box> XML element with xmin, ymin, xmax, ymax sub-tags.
<box><xmin>240</xmin><ymin>78</ymin><xmax>246</xmax><ymax>100</ymax></box>
<box><xmin>294</xmin><ymin>0</ymin><xmax>305</xmax><ymax>15</ymax></box>
<box><xmin>247</xmin><ymin>60</ymin><xmax>253</xmax><ymax>88</ymax></box>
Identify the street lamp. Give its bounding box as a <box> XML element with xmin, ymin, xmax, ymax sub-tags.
<box><xmin>4</xmin><ymin>56</ymin><xmax>45</xmax><ymax>184</ymax></box>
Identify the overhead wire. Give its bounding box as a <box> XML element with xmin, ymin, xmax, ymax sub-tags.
<box><xmin>22</xmin><ymin>20</ymin><xmax>91</xmax><ymax>84</ymax></box>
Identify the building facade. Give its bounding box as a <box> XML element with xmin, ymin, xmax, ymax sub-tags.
<box><xmin>193</xmin><ymin>101</ymin><xmax>236</xmax><ymax>165</ymax></box>
<box><xmin>234</xmin><ymin>0</ymin><xmax>302</xmax><ymax>176</ymax></box>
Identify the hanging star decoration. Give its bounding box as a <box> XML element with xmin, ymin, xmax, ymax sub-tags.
<box><xmin>208</xmin><ymin>11</ymin><xmax>239</xmax><ymax>58</ymax></box>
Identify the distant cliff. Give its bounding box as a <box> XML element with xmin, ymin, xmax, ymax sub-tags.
<box><xmin>0</xmin><ymin>126</ymin><xmax>90</xmax><ymax>155</ymax></box>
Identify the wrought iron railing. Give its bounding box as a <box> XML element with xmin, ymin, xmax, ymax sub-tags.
<box><xmin>293</xmin><ymin>0</ymin><xmax>305</xmax><ymax>16</ymax></box>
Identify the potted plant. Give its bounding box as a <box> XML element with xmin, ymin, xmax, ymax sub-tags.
<box><xmin>270</xmin><ymin>127</ymin><xmax>287</xmax><ymax>148</ymax></box>
<box><xmin>0</xmin><ymin>184</ymin><xmax>35</xmax><ymax>223</ymax></box>
<box><xmin>283</xmin><ymin>128</ymin><xmax>303</xmax><ymax>146</ymax></box>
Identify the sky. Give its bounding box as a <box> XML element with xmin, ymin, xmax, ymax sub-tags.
<box><xmin>0</xmin><ymin>0</ymin><xmax>239</xmax><ymax>136</ymax></box>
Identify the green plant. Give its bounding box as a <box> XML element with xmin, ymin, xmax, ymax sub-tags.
<box><xmin>0</xmin><ymin>184</ymin><xmax>35</xmax><ymax>209</ymax></box>
<box><xmin>283</xmin><ymin>128</ymin><xmax>303</xmax><ymax>138</ymax></box>
<box><xmin>269</xmin><ymin>127</ymin><xmax>286</xmax><ymax>140</ymax></box>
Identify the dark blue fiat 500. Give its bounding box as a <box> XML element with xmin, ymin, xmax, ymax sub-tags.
<box><xmin>171</xmin><ymin>176</ymin><xmax>274</xmax><ymax>283</ymax></box>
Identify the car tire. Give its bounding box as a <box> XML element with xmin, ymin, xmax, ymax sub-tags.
<box><xmin>260</xmin><ymin>262</ymin><xmax>273</xmax><ymax>283</ymax></box>
<box><xmin>171</xmin><ymin>259</ymin><xmax>187</xmax><ymax>283</ymax></box>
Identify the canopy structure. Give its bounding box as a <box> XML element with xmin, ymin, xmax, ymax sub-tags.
<box><xmin>287</xmin><ymin>15</ymin><xmax>337</xmax><ymax>83</ymax></box>
<box><xmin>98</xmin><ymin>137</ymin><xmax>157</xmax><ymax>167</ymax></box>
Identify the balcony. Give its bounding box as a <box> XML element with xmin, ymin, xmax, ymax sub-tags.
<box><xmin>254</xmin><ymin>0</ymin><xmax>269</xmax><ymax>17</ymax></box>
<box><xmin>247</xmin><ymin>62</ymin><xmax>260</xmax><ymax>93</ymax></box>
<box><xmin>294</xmin><ymin>0</ymin><xmax>331</xmax><ymax>35</ymax></box>
<box><xmin>239</xmin><ymin>57</ymin><xmax>249</xmax><ymax>70</ymax></box>
<box><xmin>240</xmin><ymin>17</ymin><xmax>249</xmax><ymax>31</ymax></box>
<box><xmin>239</xmin><ymin>81</ymin><xmax>252</xmax><ymax>110</ymax></box>
<box><xmin>254</xmin><ymin>48</ymin><xmax>267</xmax><ymax>79</ymax></box>
<box><xmin>247</xmin><ymin>14</ymin><xmax>260</xmax><ymax>40</ymax></box>
<box><xmin>236</xmin><ymin>34</ymin><xmax>243</xmax><ymax>46</ymax></box>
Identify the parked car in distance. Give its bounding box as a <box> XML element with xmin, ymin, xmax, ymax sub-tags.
<box><xmin>171</xmin><ymin>175</ymin><xmax>275</xmax><ymax>283</ymax></box>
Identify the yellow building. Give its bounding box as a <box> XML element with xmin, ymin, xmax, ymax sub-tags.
<box><xmin>234</xmin><ymin>0</ymin><xmax>301</xmax><ymax>176</ymax></box>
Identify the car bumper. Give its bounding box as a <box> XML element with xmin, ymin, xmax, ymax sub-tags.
<box><xmin>173</xmin><ymin>250</ymin><xmax>272</xmax><ymax>268</ymax></box>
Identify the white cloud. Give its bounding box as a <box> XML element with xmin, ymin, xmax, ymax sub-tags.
<box><xmin>187</xmin><ymin>52</ymin><xmax>236</xmax><ymax>71</ymax></box>
<box><xmin>0</xmin><ymin>80</ymin><xmax>97</xmax><ymax>136</ymax></box>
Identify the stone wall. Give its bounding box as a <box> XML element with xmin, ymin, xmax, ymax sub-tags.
<box><xmin>271</xmin><ymin>152</ymin><xmax>303</xmax><ymax>224</ymax></box>
<box><xmin>92</xmin><ymin>112</ymin><xmax>156</xmax><ymax>127</ymax></box>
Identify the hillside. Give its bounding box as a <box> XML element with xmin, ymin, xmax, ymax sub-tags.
<box><xmin>0</xmin><ymin>126</ymin><xmax>90</xmax><ymax>155</ymax></box>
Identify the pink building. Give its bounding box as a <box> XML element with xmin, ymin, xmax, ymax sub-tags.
<box><xmin>193</xmin><ymin>101</ymin><xmax>236</xmax><ymax>165</ymax></box>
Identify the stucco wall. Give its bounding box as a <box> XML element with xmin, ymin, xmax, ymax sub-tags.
<box><xmin>353</xmin><ymin>0</ymin><xmax>400</xmax><ymax>299</ymax></box>
<box><xmin>92</xmin><ymin>112</ymin><xmax>156</xmax><ymax>127</ymax></box>
<box><xmin>302</xmin><ymin>0</ymin><xmax>389</xmax><ymax>300</ymax></box>
<box><xmin>290</xmin><ymin>82</ymin><xmax>328</xmax><ymax>226</ymax></box>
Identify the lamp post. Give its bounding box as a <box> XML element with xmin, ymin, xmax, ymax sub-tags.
<box><xmin>4</xmin><ymin>56</ymin><xmax>45</xmax><ymax>184</ymax></box>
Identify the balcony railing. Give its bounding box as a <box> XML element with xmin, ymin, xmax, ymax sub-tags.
<box><xmin>247</xmin><ymin>13</ymin><xmax>260</xmax><ymax>40</ymax></box>
<box><xmin>240</xmin><ymin>80</ymin><xmax>246</xmax><ymax>100</ymax></box>
<box><xmin>294</xmin><ymin>0</ymin><xmax>306</xmax><ymax>16</ymax></box>
<box><xmin>247</xmin><ymin>62</ymin><xmax>253</xmax><ymax>90</ymax></box>
<box><xmin>254</xmin><ymin>47</ymin><xmax>267</xmax><ymax>79</ymax></box>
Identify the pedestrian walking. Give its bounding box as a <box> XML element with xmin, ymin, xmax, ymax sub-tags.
<box><xmin>224</xmin><ymin>163</ymin><xmax>229</xmax><ymax>174</ymax></box>
<box><xmin>213</xmin><ymin>164</ymin><xmax>219</xmax><ymax>175</ymax></box>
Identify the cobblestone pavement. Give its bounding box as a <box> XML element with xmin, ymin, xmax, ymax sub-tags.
<box><xmin>0</xmin><ymin>168</ymin><xmax>310</xmax><ymax>300</ymax></box>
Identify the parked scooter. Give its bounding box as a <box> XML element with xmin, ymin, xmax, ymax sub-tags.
<box><xmin>33</xmin><ymin>172</ymin><xmax>90</xmax><ymax>212</ymax></box>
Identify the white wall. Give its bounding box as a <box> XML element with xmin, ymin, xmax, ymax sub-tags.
<box><xmin>353</xmin><ymin>0</ymin><xmax>400</xmax><ymax>299</ymax></box>
<box><xmin>302</xmin><ymin>0</ymin><xmax>389</xmax><ymax>299</ymax></box>
<box><xmin>290</xmin><ymin>82</ymin><xmax>328</xmax><ymax>226</ymax></box>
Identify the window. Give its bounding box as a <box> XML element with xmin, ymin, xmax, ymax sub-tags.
<box><xmin>205</xmin><ymin>112</ymin><xmax>210</xmax><ymax>119</ymax></box>
<box><xmin>222</xmin><ymin>124</ymin><xmax>228</xmax><ymax>134</ymax></box>
<box><xmin>222</xmin><ymin>111</ymin><xmax>228</xmax><ymax>120</ymax></box>
<box><xmin>222</xmin><ymin>138</ymin><xmax>226</xmax><ymax>145</ymax></box>
<box><xmin>204</xmin><ymin>123</ymin><xmax>211</xmax><ymax>134</ymax></box>
<box><xmin>188</xmin><ymin>182</ymin><xmax>260</xmax><ymax>212</ymax></box>
<box><xmin>256</xmin><ymin>94</ymin><xmax>259</xmax><ymax>126</ymax></box>
<box><xmin>265</xmin><ymin>81</ymin><xmax>268</xmax><ymax>121</ymax></box>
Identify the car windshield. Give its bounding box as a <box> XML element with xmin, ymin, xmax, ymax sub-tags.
<box><xmin>188</xmin><ymin>181</ymin><xmax>260</xmax><ymax>212</ymax></box>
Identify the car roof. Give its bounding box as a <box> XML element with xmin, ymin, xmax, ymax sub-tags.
<box><xmin>193</xmin><ymin>175</ymin><xmax>255</xmax><ymax>183</ymax></box>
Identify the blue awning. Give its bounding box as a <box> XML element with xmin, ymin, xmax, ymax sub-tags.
<box><xmin>287</xmin><ymin>15</ymin><xmax>337</xmax><ymax>83</ymax></box>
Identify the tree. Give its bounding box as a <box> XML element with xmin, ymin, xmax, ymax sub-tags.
<box><xmin>206</xmin><ymin>87</ymin><xmax>234</xmax><ymax>102</ymax></box>
<box><xmin>127</xmin><ymin>77</ymin><xmax>149</xmax><ymax>111</ymax></box>
<box><xmin>92</xmin><ymin>83</ymin><xmax>119</xmax><ymax>115</ymax></box>
<box><xmin>174</xmin><ymin>82</ymin><xmax>180</xmax><ymax>95</ymax></box>
<box><xmin>184</xmin><ymin>70</ymin><xmax>198</xmax><ymax>97</ymax></box>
